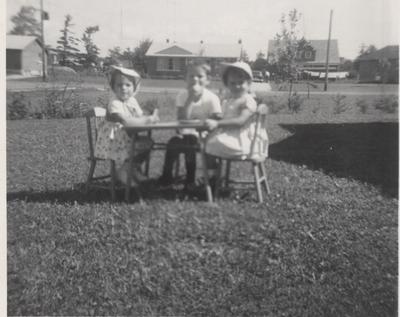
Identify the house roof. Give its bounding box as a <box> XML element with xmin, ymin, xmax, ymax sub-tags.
<box><xmin>146</xmin><ymin>42</ymin><xmax>242</xmax><ymax>58</ymax></box>
<box><xmin>357</xmin><ymin>45</ymin><xmax>399</xmax><ymax>61</ymax></box>
<box><xmin>6</xmin><ymin>35</ymin><xmax>42</xmax><ymax>50</ymax></box>
<box><xmin>267</xmin><ymin>39</ymin><xmax>340</xmax><ymax>64</ymax></box>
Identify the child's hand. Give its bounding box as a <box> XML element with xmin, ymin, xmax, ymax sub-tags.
<box><xmin>205</xmin><ymin>119</ymin><xmax>218</xmax><ymax>130</ymax></box>
<box><xmin>148</xmin><ymin>109</ymin><xmax>160</xmax><ymax>123</ymax></box>
<box><xmin>146</xmin><ymin>114</ymin><xmax>159</xmax><ymax>124</ymax></box>
<box><xmin>150</xmin><ymin>115</ymin><xmax>160</xmax><ymax>123</ymax></box>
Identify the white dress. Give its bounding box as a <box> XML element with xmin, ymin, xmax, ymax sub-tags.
<box><xmin>205</xmin><ymin>93</ymin><xmax>269</xmax><ymax>161</ymax></box>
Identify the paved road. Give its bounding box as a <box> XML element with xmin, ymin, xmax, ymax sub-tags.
<box><xmin>6</xmin><ymin>77</ymin><xmax>398</xmax><ymax>95</ymax></box>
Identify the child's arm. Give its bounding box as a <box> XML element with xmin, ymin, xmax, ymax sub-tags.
<box><xmin>176</xmin><ymin>107</ymin><xmax>186</xmax><ymax>120</ymax></box>
<box><xmin>108</xmin><ymin>112</ymin><xmax>158</xmax><ymax>125</ymax></box>
<box><xmin>205</xmin><ymin>108</ymin><xmax>253</xmax><ymax>130</ymax></box>
<box><xmin>209</xmin><ymin>112</ymin><xmax>223</xmax><ymax>120</ymax></box>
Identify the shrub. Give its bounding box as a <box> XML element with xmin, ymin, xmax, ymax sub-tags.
<box><xmin>332</xmin><ymin>93</ymin><xmax>348</xmax><ymax>114</ymax></box>
<box><xmin>7</xmin><ymin>92</ymin><xmax>30</xmax><ymax>120</ymax></box>
<box><xmin>355</xmin><ymin>98</ymin><xmax>369</xmax><ymax>114</ymax></box>
<box><xmin>374</xmin><ymin>96</ymin><xmax>398</xmax><ymax>114</ymax></box>
<box><xmin>39</xmin><ymin>82</ymin><xmax>84</xmax><ymax>119</ymax></box>
<box><xmin>288</xmin><ymin>91</ymin><xmax>304</xmax><ymax>113</ymax></box>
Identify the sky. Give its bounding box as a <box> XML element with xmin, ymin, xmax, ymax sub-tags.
<box><xmin>5</xmin><ymin>0</ymin><xmax>400</xmax><ymax>60</ymax></box>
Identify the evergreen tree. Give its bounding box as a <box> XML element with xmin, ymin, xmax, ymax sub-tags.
<box><xmin>82</xmin><ymin>26</ymin><xmax>100</xmax><ymax>67</ymax></box>
<box><xmin>10</xmin><ymin>6</ymin><xmax>41</xmax><ymax>37</ymax></box>
<box><xmin>56</xmin><ymin>15</ymin><xmax>80</xmax><ymax>66</ymax></box>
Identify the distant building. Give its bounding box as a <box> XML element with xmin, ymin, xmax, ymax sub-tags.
<box><xmin>267</xmin><ymin>39</ymin><xmax>340</xmax><ymax>73</ymax></box>
<box><xmin>355</xmin><ymin>45</ymin><xmax>399</xmax><ymax>83</ymax></box>
<box><xmin>6</xmin><ymin>35</ymin><xmax>47</xmax><ymax>75</ymax></box>
<box><xmin>145</xmin><ymin>41</ymin><xmax>242</xmax><ymax>78</ymax></box>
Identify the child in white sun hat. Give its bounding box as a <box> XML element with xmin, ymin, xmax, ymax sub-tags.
<box><xmin>95</xmin><ymin>65</ymin><xmax>159</xmax><ymax>186</ymax></box>
<box><xmin>205</xmin><ymin>61</ymin><xmax>269</xmax><ymax>160</ymax></box>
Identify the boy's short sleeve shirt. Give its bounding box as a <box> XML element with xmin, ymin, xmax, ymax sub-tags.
<box><xmin>176</xmin><ymin>89</ymin><xmax>221</xmax><ymax>120</ymax></box>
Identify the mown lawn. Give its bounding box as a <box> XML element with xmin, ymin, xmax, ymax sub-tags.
<box><xmin>7</xmin><ymin>90</ymin><xmax>398</xmax><ymax>316</ymax></box>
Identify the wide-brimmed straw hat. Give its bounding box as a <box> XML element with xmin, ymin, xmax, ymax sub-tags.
<box><xmin>221</xmin><ymin>61</ymin><xmax>253</xmax><ymax>85</ymax></box>
<box><xmin>108</xmin><ymin>65</ymin><xmax>141</xmax><ymax>92</ymax></box>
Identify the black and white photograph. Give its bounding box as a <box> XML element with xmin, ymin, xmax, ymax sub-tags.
<box><xmin>5</xmin><ymin>0</ymin><xmax>398</xmax><ymax>315</ymax></box>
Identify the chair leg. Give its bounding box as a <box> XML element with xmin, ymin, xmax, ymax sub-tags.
<box><xmin>260</xmin><ymin>162</ymin><xmax>271</xmax><ymax>194</ymax></box>
<box><xmin>253</xmin><ymin>162</ymin><xmax>263</xmax><ymax>203</ymax></box>
<box><xmin>110</xmin><ymin>160</ymin><xmax>116</xmax><ymax>202</ymax></box>
<box><xmin>214</xmin><ymin>158</ymin><xmax>223</xmax><ymax>199</ymax></box>
<box><xmin>144</xmin><ymin>153</ymin><xmax>150</xmax><ymax>177</ymax></box>
<box><xmin>224</xmin><ymin>160</ymin><xmax>231</xmax><ymax>188</ymax></box>
<box><xmin>174</xmin><ymin>154</ymin><xmax>180</xmax><ymax>178</ymax></box>
<box><xmin>85</xmin><ymin>159</ymin><xmax>97</xmax><ymax>193</ymax></box>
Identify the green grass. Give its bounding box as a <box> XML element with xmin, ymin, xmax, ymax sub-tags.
<box><xmin>7</xmin><ymin>91</ymin><xmax>398</xmax><ymax>316</ymax></box>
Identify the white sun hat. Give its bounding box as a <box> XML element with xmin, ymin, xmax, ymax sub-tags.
<box><xmin>108</xmin><ymin>65</ymin><xmax>141</xmax><ymax>92</ymax></box>
<box><xmin>221</xmin><ymin>61</ymin><xmax>253</xmax><ymax>85</ymax></box>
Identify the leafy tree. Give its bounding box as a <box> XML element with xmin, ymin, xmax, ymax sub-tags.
<box><xmin>354</xmin><ymin>44</ymin><xmax>378</xmax><ymax>73</ymax></box>
<box><xmin>104</xmin><ymin>39</ymin><xmax>152</xmax><ymax>74</ymax></box>
<box><xmin>256</xmin><ymin>51</ymin><xmax>266</xmax><ymax>59</ymax></box>
<box><xmin>9</xmin><ymin>6</ymin><xmax>41</xmax><ymax>37</ymax></box>
<box><xmin>338</xmin><ymin>58</ymin><xmax>353</xmax><ymax>71</ymax></box>
<box><xmin>269</xmin><ymin>9</ymin><xmax>313</xmax><ymax>111</ymax></box>
<box><xmin>240</xmin><ymin>49</ymin><xmax>250</xmax><ymax>62</ymax></box>
<box><xmin>252</xmin><ymin>58</ymin><xmax>268</xmax><ymax>71</ymax></box>
<box><xmin>104</xmin><ymin>46</ymin><xmax>124</xmax><ymax>68</ymax></box>
<box><xmin>358</xmin><ymin>44</ymin><xmax>377</xmax><ymax>57</ymax></box>
<box><xmin>132</xmin><ymin>38</ymin><xmax>153</xmax><ymax>74</ymax></box>
<box><xmin>56</xmin><ymin>15</ymin><xmax>80</xmax><ymax>66</ymax></box>
<box><xmin>108</xmin><ymin>47</ymin><xmax>123</xmax><ymax>60</ymax></box>
<box><xmin>268</xmin><ymin>9</ymin><xmax>310</xmax><ymax>81</ymax></box>
<box><xmin>81</xmin><ymin>25</ymin><xmax>100</xmax><ymax>67</ymax></box>
<box><xmin>122</xmin><ymin>47</ymin><xmax>135</xmax><ymax>67</ymax></box>
<box><xmin>122</xmin><ymin>38</ymin><xmax>153</xmax><ymax>74</ymax></box>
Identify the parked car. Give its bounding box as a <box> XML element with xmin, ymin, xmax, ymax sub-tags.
<box><xmin>252</xmin><ymin>70</ymin><xmax>264</xmax><ymax>82</ymax></box>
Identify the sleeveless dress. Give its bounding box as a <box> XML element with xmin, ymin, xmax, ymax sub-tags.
<box><xmin>205</xmin><ymin>93</ymin><xmax>269</xmax><ymax>161</ymax></box>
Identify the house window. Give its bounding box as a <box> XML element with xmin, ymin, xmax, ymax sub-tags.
<box><xmin>305</xmin><ymin>51</ymin><xmax>312</xmax><ymax>59</ymax></box>
<box><xmin>156</xmin><ymin>57</ymin><xmax>180</xmax><ymax>71</ymax></box>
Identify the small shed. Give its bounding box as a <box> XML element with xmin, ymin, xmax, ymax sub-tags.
<box><xmin>355</xmin><ymin>46</ymin><xmax>399</xmax><ymax>83</ymax></box>
<box><xmin>6</xmin><ymin>35</ymin><xmax>47</xmax><ymax>75</ymax></box>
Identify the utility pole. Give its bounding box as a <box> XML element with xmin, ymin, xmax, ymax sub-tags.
<box><xmin>238</xmin><ymin>38</ymin><xmax>243</xmax><ymax>61</ymax></box>
<box><xmin>40</xmin><ymin>0</ymin><xmax>47</xmax><ymax>81</ymax></box>
<box><xmin>324</xmin><ymin>9</ymin><xmax>333</xmax><ymax>91</ymax></box>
